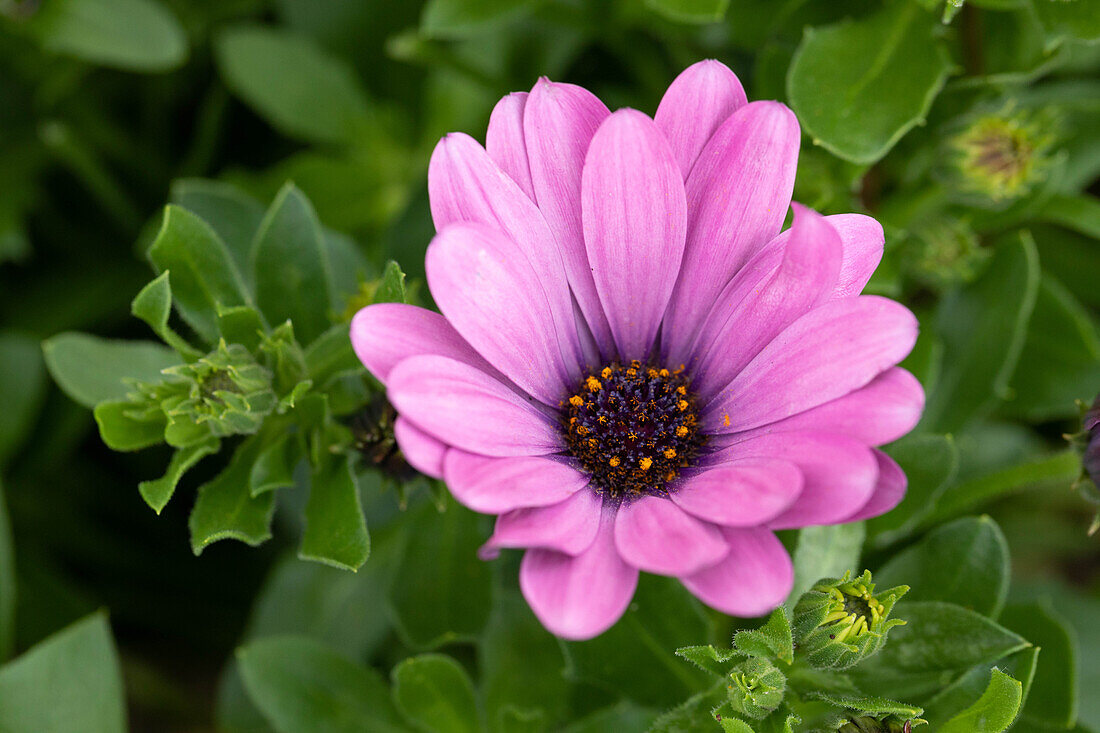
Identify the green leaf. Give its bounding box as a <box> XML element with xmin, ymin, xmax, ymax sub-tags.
<box><xmin>1000</xmin><ymin>601</ymin><xmax>1078</xmax><ymax>728</ymax></box>
<box><xmin>787</xmin><ymin>523</ymin><xmax>865</xmax><ymax>607</ymax></box>
<box><xmin>0</xmin><ymin>612</ymin><xmax>125</xmax><ymax>732</ymax></box>
<box><xmin>922</xmin><ymin>233</ymin><xmax>1040</xmax><ymax>432</ymax></box>
<box><xmin>217</xmin><ymin>305</ymin><xmax>267</xmax><ymax>352</ymax></box>
<box><xmin>0</xmin><ymin>480</ymin><xmax>15</xmax><ymax>661</ymax></box>
<box><xmin>388</xmin><ymin>497</ymin><xmax>492</xmax><ymax>648</ymax></box>
<box><xmin>189</xmin><ymin>437</ymin><xmax>276</xmax><ymax>554</ymax></box>
<box><xmin>252</xmin><ymin>183</ymin><xmax>334</xmax><ymax>345</ymax></box>
<box><xmin>250</xmin><ymin>434</ymin><xmax>299</xmax><ymax>496</ymax></box>
<box><xmin>562</xmin><ymin>701</ymin><xmax>657</xmax><ymax>732</ymax></box>
<box><xmin>392</xmin><ymin>654</ymin><xmax>482</xmax><ymax>733</ymax></box>
<box><xmin>42</xmin><ymin>332</ymin><xmax>178</xmax><ymax>409</ymax></box>
<box><xmin>22</xmin><ymin>0</ymin><xmax>187</xmax><ymax>72</ymax></box>
<box><xmin>139</xmin><ymin>437</ymin><xmax>220</xmax><ymax>514</ymax></box>
<box><xmin>926</xmin><ymin>449</ymin><xmax>1080</xmax><ymax>523</ymax></box>
<box><xmin>299</xmin><ymin>454</ymin><xmax>370</xmax><ymax>571</ymax></box>
<box><xmin>93</xmin><ymin>399</ymin><xmax>167</xmax><ymax>451</ymax></box>
<box><xmin>869</xmin><ymin>601</ymin><xmax>1030</xmax><ymax>673</ymax></box>
<box><xmin>645</xmin><ymin>0</ymin><xmax>731</xmax><ymax>24</ymax></box>
<box><xmin>805</xmin><ymin>691</ymin><xmax>922</xmax><ymax>718</ymax></box>
<box><xmin>868</xmin><ymin>434</ymin><xmax>959</xmax><ymax>546</ymax></box>
<box><xmin>304</xmin><ymin>324</ymin><xmax>361</xmax><ymax>387</ymax></box>
<box><xmin>733</xmin><ymin>608</ymin><xmax>794</xmax><ymax>664</ymax></box>
<box><xmin>169</xmin><ymin>178</ymin><xmax>266</xmax><ymax>283</ymax></box>
<box><xmin>1032</xmin><ymin>0</ymin><xmax>1100</xmax><ymax>42</ymax></box>
<box><xmin>420</xmin><ymin>0</ymin><xmax>541</xmax><ymax>38</ymax></box>
<box><xmin>148</xmin><ymin>205</ymin><xmax>252</xmax><ymax>344</ymax></box>
<box><xmin>481</xmin><ymin>591</ymin><xmax>569</xmax><ymax>731</ymax></box>
<box><xmin>940</xmin><ymin>669</ymin><xmax>1022</xmax><ymax>733</ymax></box>
<box><xmin>373</xmin><ymin>260</ymin><xmax>408</xmax><ymax>305</ymax></box>
<box><xmin>787</xmin><ymin>2</ymin><xmax>952</xmax><ymax>164</ymax></box>
<box><xmin>215</xmin><ymin>26</ymin><xmax>373</xmax><ymax>146</ymax></box>
<box><xmin>1006</xmin><ymin>274</ymin><xmax>1100</xmax><ymax>421</ymax></box>
<box><xmin>563</xmin><ymin>575</ymin><xmax>711</xmax><ymax>708</ymax></box>
<box><xmin>131</xmin><ymin>271</ymin><xmax>203</xmax><ymax>358</ymax></box>
<box><xmin>875</xmin><ymin>516</ymin><xmax>1010</xmax><ymax>618</ymax></box>
<box><xmin>0</xmin><ymin>333</ymin><xmax>47</xmax><ymax>467</ymax></box>
<box><xmin>923</xmin><ymin>647</ymin><xmax>1039</xmax><ymax>726</ymax></box>
<box><xmin>675</xmin><ymin>645</ymin><xmax>741</xmax><ymax>677</ymax></box>
<box><xmin>237</xmin><ymin>636</ymin><xmax>407</xmax><ymax>733</ymax></box>
<box><xmin>635</xmin><ymin>681</ymin><xmax>725</xmax><ymax>732</ymax></box>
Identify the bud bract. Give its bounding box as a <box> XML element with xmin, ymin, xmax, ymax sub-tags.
<box><xmin>726</xmin><ymin>656</ymin><xmax>786</xmax><ymax>720</ymax></box>
<box><xmin>792</xmin><ymin>570</ymin><xmax>908</xmax><ymax>670</ymax></box>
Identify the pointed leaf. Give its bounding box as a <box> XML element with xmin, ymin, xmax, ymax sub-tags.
<box><xmin>139</xmin><ymin>437</ymin><xmax>220</xmax><ymax>513</ymax></box>
<box><xmin>252</xmin><ymin>184</ymin><xmax>333</xmax><ymax>345</ymax></box>
<box><xmin>131</xmin><ymin>271</ymin><xmax>202</xmax><ymax>358</ymax></box>
<box><xmin>940</xmin><ymin>669</ymin><xmax>1022</xmax><ymax>733</ymax></box>
<box><xmin>299</xmin><ymin>454</ymin><xmax>370</xmax><ymax>571</ymax></box>
<box><xmin>94</xmin><ymin>399</ymin><xmax>167</xmax><ymax>451</ymax></box>
<box><xmin>189</xmin><ymin>437</ymin><xmax>276</xmax><ymax>554</ymax></box>
<box><xmin>148</xmin><ymin>205</ymin><xmax>252</xmax><ymax>344</ymax></box>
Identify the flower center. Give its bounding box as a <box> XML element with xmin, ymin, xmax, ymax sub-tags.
<box><xmin>561</xmin><ymin>360</ymin><xmax>705</xmax><ymax>499</ymax></box>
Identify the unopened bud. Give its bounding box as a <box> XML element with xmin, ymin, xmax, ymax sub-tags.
<box><xmin>726</xmin><ymin>657</ymin><xmax>786</xmax><ymax>720</ymax></box>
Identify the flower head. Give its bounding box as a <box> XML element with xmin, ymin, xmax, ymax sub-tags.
<box><xmin>351</xmin><ymin>60</ymin><xmax>923</xmax><ymax>639</ymax></box>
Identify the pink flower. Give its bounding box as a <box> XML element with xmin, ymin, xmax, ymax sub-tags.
<box><xmin>351</xmin><ymin>61</ymin><xmax>923</xmax><ymax>640</ymax></box>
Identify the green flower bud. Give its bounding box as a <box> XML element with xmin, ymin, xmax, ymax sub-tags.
<box><xmin>940</xmin><ymin>104</ymin><xmax>1056</xmax><ymax>209</ymax></box>
<box><xmin>158</xmin><ymin>341</ymin><xmax>277</xmax><ymax>438</ymax></box>
<box><xmin>792</xmin><ymin>570</ymin><xmax>908</xmax><ymax>670</ymax></box>
<box><xmin>900</xmin><ymin>216</ymin><xmax>988</xmax><ymax>292</ymax></box>
<box><xmin>726</xmin><ymin>657</ymin><xmax>786</xmax><ymax>720</ymax></box>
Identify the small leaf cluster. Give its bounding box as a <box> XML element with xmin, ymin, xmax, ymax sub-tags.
<box><xmin>42</xmin><ymin>181</ymin><xmax>406</xmax><ymax>570</ymax></box>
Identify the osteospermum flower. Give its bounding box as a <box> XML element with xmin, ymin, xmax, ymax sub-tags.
<box><xmin>351</xmin><ymin>60</ymin><xmax>923</xmax><ymax>640</ymax></box>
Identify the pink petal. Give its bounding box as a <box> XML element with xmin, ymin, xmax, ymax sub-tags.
<box><xmin>486</xmin><ymin>92</ymin><xmax>535</xmax><ymax>199</ymax></box>
<box><xmin>393</xmin><ymin>417</ymin><xmax>447</xmax><ymax>479</ymax></box>
<box><xmin>613</xmin><ymin>495</ymin><xmax>727</xmax><ymax>575</ymax></box>
<box><xmin>582</xmin><ymin>109</ymin><xmax>687</xmax><ymax>359</ymax></box>
<box><xmin>388</xmin><ymin>355</ymin><xmax>560</xmax><ymax>457</ymax></box>
<box><xmin>706</xmin><ymin>296</ymin><xmax>919</xmax><ymax>434</ymax></box>
<box><xmin>662</xmin><ymin>101</ymin><xmax>800</xmax><ymax>359</ymax></box>
<box><xmin>844</xmin><ymin>449</ymin><xmax>906</xmax><ymax>522</ymax></box>
<box><xmin>671</xmin><ymin>460</ymin><xmax>803</xmax><ymax>527</ymax></box>
<box><xmin>828</xmin><ymin>214</ymin><xmax>885</xmax><ymax>299</ymax></box>
<box><xmin>524</xmin><ymin>79</ymin><xmax>614</xmax><ymax>355</ymax></box>
<box><xmin>520</xmin><ymin>507</ymin><xmax>639</xmax><ymax>640</ymax></box>
<box><xmin>714</xmin><ymin>432</ymin><xmax>879</xmax><ymax>529</ymax></box>
<box><xmin>682</xmin><ymin>527</ymin><xmax>793</xmax><ymax>617</ymax></box>
<box><xmin>428</xmin><ymin>133</ymin><xmax>588</xmax><ymax>374</ymax></box>
<box><xmin>655</xmin><ymin>59</ymin><xmax>748</xmax><ymax>179</ymax></box>
<box><xmin>427</xmin><ymin>222</ymin><xmax>575</xmax><ymax>406</ymax></box>
<box><xmin>480</xmin><ymin>489</ymin><xmax>602</xmax><ymax>558</ymax></box>
<box><xmin>725</xmin><ymin>367</ymin><xmax>924</xmax><ymax>447</ymax></box>
<box><xmin>692</xmin><ymin>204</ymin><xmax>843</xmax><ymax>400</ymax></box>
<box><xmin>444</xmin><ymin>450</ymin><xmax>587</xmax><ymax>513</ymax></box>
<box><xmin>350</xmin><ymin>303</ymin><xmax>490</xmax><ymax>384</ymax></box>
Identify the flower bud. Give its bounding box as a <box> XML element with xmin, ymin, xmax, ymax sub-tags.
<box><xmin>159</xmin><ymin>341</ymin><xmax>277</xmax><ymax>437</ymax></box>
<box><xmin>792</xmin><ymin>570</ymin><xmax>907</xmax><ymax>670</ymax></box>
<box><xmin>725</xmin><ymin>656</ymin><xmax>786</xmax><ymax>720</ymax></box>
<box><xmin>940</xmin><ymin>105</ymin><xmax>1056</xmax><ymax>209</ymax></box>
<box><xmin>1071</xmin><ymin>394</ymin><xmax>1100</xmax><ymax>535</ymax></box>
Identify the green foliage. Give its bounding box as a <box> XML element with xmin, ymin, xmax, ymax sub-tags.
<box><xmin>4</xmin><ymin>0</ymin><xmax>1098</xmax><ymax>728</ymax></box>
<box><xmin>0</xmin><ymin>613</ymin><xmax>126</xmax><ymax>733</ymax></box>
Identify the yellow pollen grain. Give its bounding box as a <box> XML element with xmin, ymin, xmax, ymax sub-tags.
<box><xmin>609</xmin><ymin>456</ymin><xmax>621</xmax><ymax>468</ymax></box>
<box><xmin>639</xmin><ymin>457</ymin><xmax>653</xmax><ymax>470</ymax></box>
<box><xmin>586</xmin><ymin>376</ymin><xmax>602</xmax><ymax>392</ymax></box>
<box><xmin>677</xmin><ymin>399</ymin><xmax>689</xmax><ymax>412</ymax></box>
<box><xmin>666</xmin><ymin>471</ymin><xmax>677</xmax><ymax>482</ymax></box>
<box><xmin>659</xmin><ymin>368</ymin><xmax>670</xmax><ymax>378</ymax></box>
<box><xmin>675</xmin><ymin>425</ymin><xmax>689</xmax><ymax>437</ymax></box>
<box><xmin>663</xmin><ymin>448</ymin><xmax>677</xmax><ymax>459</ymax></box>
<box><xmin>647</xmin><ymin>368</ymin><xmax>659</xmax><ymax>378</ymax></box>
<box><xmin>626</xmin><ymin>368</ymin><xmax>637</xmax><ymax>377</ymax></box>
<box><xmin>597</xmin><ymin>415</ymin><xmax>608</xmax><ymax>424</ymax></box>
<box><xmin>588</xmin><ymin>438</ymin><xmax>598</xmax><ymax>448</ymax></box>
<box><xmin>601</xmin><ymin>367</ymin><xmax>613</xmax><ymax>379</ymax></box>
<box><xmin>576</xmin><ymin>425</ymin><xmax>588</xmax><ymax>435</ymax></box>
<box><xmin>676</xmin><ymin>385</ymin><xmax>687</xmax><ymax>395</ymax></box>
<box><xmin>723</xmin><ymin>413</ymin><xmax>731</xmax><ymax>427</ymax></box>
<box><xmin>569</xmin><ymin>395</ymin><xmax>584</xmax><ymax>407</ymax></box>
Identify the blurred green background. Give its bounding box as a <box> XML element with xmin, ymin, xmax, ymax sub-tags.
<box><xmin>0</xmin><ymin>0</ymin><xmax>1098</xmax><ymax>730</ymax></box>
